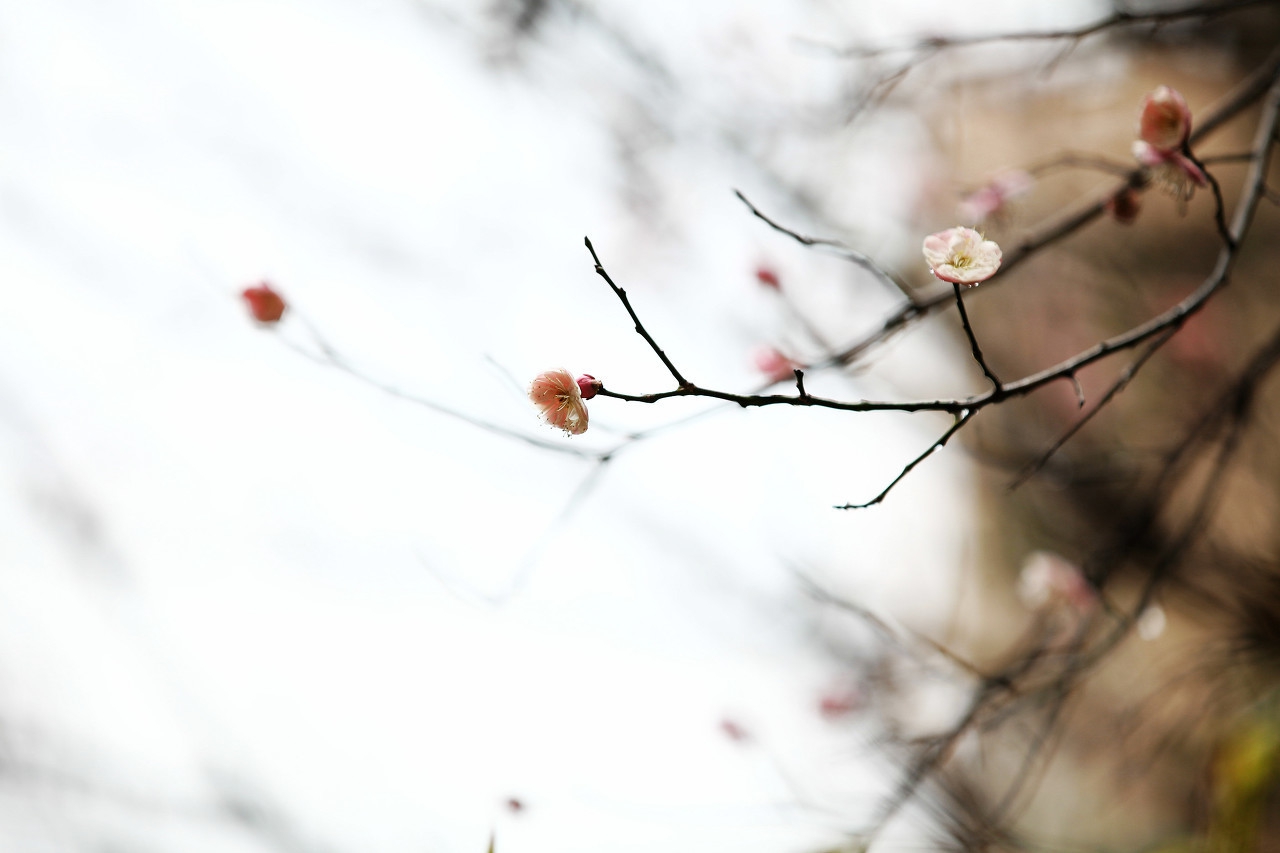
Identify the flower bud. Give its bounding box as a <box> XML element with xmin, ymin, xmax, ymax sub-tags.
<box><xmin>1138</xmin><ymin>86</ymin><xmax>1192</xmax><ymax>153</ymax></box>
<box><xmin>1107</xmin><ymin>187</ymin><xmax>1141</xmax><ymax>224</ymax></box>
<box><xmin>755</xmin><ymin>266</ymin><xmax>781</xmax><ymax>289</ymax></box>
<box><xmin>753</xmin><ymin>346</ymin><xmax>795</xmax><ymax>382</ymax></box>
<box><xmin>242</xmin><ymin>283</ymin><xmax>287</xmax><ymax>324</ymax></box>
<box><xmin>957</xmin><ymin>170</ymin><xmax>1033</xmax><ymax>224</ymax></box>
<box><xmin>576</xmin><ymin>374</ymin><xmax>601</xmax><ymax>400</ymax></box>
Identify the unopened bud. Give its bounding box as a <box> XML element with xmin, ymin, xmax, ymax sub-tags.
<box><xmin>242</xmin><ymin>283</ymin><xmax>286</xmax><ymax>324</ymax></box>
<box><xmin>1107</xmin><ymin>188</ymin><xmax>1141</xmax><ymax>224</ymax></box>
<box><xmin>753</xmin><ymin>346</ymin><xmax>795</xmax><ymax>382</ymax></box>
<box><xmin>755</xmin><ymin>266</ymin><xmax>781</xmax><ymax>289</ymax></box>
<box><xmin>576</xmin><ymin>374</ymin><xmax>601</xmax><ymax>400</ymax></box>
<box><xmin>1138</xmin><ymin>86</ymin><xmax>1192</xmax><ymax>153</ymax></box>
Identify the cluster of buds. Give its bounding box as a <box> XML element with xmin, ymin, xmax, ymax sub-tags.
<box><xmin>1132</xmin><ymin>86</ymin><xmax>1206</xmax><ymax>201</ymax></box>
<box><xmin>529</xmin><ymin>370</ymin><xmax>600</xmax><ymax>435</ymax></box>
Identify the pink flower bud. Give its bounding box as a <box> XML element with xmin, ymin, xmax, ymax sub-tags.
<box><xmin>753</xmin><ymin>346</ymin><xmax>795</xmax><ymax>382</ymax></box>
<box><xmin>755</xmin><ymin>266</ymin><xmax>781</xmax><ymax>289</ymax></box>
<box><xmin>1138</xmin><ymin>86</ymin><xmax>1192</xmax><ymax>153</ymax></box>
<box><xmin>957</xmin><ymin>170</ymin><xmax>1033</xmax><ymax>224</ymax></box>
<box><xmin>576</xmin><ymin>374</ymin><xmax>601</xmax><ymax>400</ymax></box>
<box><xmin>529</xmin><ymin>369</ymin><xmax>589</xmax><ymax>435</ymax></box>
<box><xmin>242</xmin><ymin>283</ymin><xmax>286</xmax><ymax>324</ymax></box>
<box><xmin>818</xmin><ymin>685</ymin><xmax>864</xmax><ymax>721</ymax></box>
<box><xmin>719</xmin><ymin>718</ymin><xmax>750</xmax><ymax>743</ymax></box>
<box><xmin>922</xmin><ymin>227</ymin><xmax>1002</xmax><ymax>286</ymax></box>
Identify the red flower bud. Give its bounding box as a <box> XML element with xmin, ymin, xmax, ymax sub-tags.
<box><xmin>1107</xmin><ymin>188</ymin><xmax>1141</xmax><ymax>224</ymax></box>
<box><xmin>576</xmin><ymin>374</ymin><xmax>601</xmax><ymax>400</ymax></box>
<box><xmin>242</xmin><ymin>283</ymin><xmax>286</xmax><ymax>324</ymax></box>
<box><xmin>755</xmin><ymin>266</ymin><xmax>781</xmax><ymax>289</ymax></box>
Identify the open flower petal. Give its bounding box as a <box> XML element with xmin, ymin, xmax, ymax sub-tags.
<box><xmin>530</xmin><ymin>369</ymin><xmax>589</xmax><ymax>435</ymax></box>
<box><xmin>923</xmin><ymin>226</ymin><xmax>1002</xmax><ymax>285</ymax></box>
<box><xmin>1133</xmin><ymin>141</ymin><xmax>1207</xmax><ymax>200</ymax></box>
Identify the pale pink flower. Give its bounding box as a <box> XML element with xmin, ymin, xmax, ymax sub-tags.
<box><xmin>957</xmin><ymin>170</ymin><xmax>1034</xmax><ymax>224</ymax></box>
<box><xmin>922</xmin><ymin>227</ymin><xmax>1002</xmax><ymax>286</ymax></box>
<box><xmin>753</xmin><ymin>346</ymin><xmax>795</xmax><ymax>382</ymax></box>
<box><xmin>1133</xmin><ymin>140</ymin><xmax>1207</xmax><ymax>201</ymax></box>
<box><xmin>1138</xmin><ymin>86</ymin><xmax>1191</xmax><ymax>153</ymax></box>
<box><xmin>1017</xmin><ymin>551</ymin><xmax>1096</xmax><ymax>613</ymax></box>
<box><xmin>529</xmin><ymin>369</ymin><xmax>590</xmax><ymax>435</ymax></box>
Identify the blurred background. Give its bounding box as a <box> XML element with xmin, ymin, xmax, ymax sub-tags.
<box><xmin>2</xmin><ymin>0</ymin><xmax>1279</xmax><ymax>851</ymax></box>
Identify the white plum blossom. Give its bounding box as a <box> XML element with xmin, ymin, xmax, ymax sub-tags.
<box><xmin>922</xmin><ymin>226</ymin><xmax>1002</xmax><ymax>286</ymax></box>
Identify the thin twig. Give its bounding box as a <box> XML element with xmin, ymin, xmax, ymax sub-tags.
<box><xmin>734</xmin><ymin>190</ymin><xmax>918</xmax><ymax>305</ymax></box>
<box><xmin>584</xmin><ymin>236</ymin><xmax>690</xmax><ymax>389</ymax></box>
<box><xmin>1008</xmin><ymin>325</ymin><xmax>1179</xmax><ymax>491</ymax></box>
<box><xmin>836</xmin><ymin>411</ymin><xmax>974</xmax><ymax>510</ymax></box>
<box><xmin>280</xmin><ymin>330</ymin><xmax>602</xmax><ymax>460</ymax></box>
<box><xmin>952</xmin><ymin>283</ymin><xmax>1002</xmax><ymax>392</ymax></box>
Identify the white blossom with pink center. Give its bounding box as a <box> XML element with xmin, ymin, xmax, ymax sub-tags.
<box><xmin>922</xmin><ymin>226</ymin><xmax>1002</xmax><ymax>286</ymax></box>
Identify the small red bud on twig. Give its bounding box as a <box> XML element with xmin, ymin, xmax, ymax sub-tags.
<box><xmin>242</xmin><ymin>282</ymin><xmax>287</xmax><ymax>324</ymax></box>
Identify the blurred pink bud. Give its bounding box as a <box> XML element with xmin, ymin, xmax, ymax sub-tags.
<box><xmin>576</xmin><ymin>374</ymin><xmax>601</xmax><ymax>400</ymax></box>
<box><xmin>719</xmin><ymin>718</ymin><xmax>750</xmax><ymax>743</ymax></box>
<box><xmin>957</xmin><ymin>170</ymin><xmax>1033</xmax><ymax>224</ymax></box>
<box><xmin>755</xmin><ymin>266</ymin><xmax>781</xmax><ymax>289</ymax></box>
<box><xmin>529</xmin><ymin>369</ymin><xmax>589</xmax><ymax>435</ymax></box>
<box><xmin>818</xmin><ymin>685</ymin><xmax>864</xmax><ymax>721</ymax></box>
<box><xmin>1138</xmin><ymin>86</ymin><xmax>1192</xmax><ymax>153</ymax></box>
<box><xmin>242</xmin><ymin>282</ymin><xmax>286</xmax><ymax>324</ymax></box>
<box><xmin>753</xmin><ymin>346</ymin><xmax>795</xmax><ymax>382</ymax></box>
<box><xmin>1017</xmin><ymin>551</ymin><xmax>1096</xmax><ymax>613</ymax></box>
<box><xmin>505</xmin><ymin>797</ymin><xmax>525</xmax><ymax>814</ymax></box>
<box><xmin>922</xmin><ymin>227</ymin><xmax>1002</xmax><ymax>286</ymax></box>
<box><xmin>1107</xmin><ymin>187</ymin><xmax>1142</xmax><ymax>224</ymax></box>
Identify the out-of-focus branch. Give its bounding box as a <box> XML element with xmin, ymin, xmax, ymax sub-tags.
<box><xmin>816</xmin><ymin>41</ymin><xmax>1280</xmax><ymax>371</ymax></box>
<box><xmin>820</xmin><ymin>0</ymin><xmax>1275</xmax><ymax>60</ymax></box>
<box><xmin>734</xmin><ymin>190</ymin><xmax>919</xmax><ymax>305</ymax></box>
